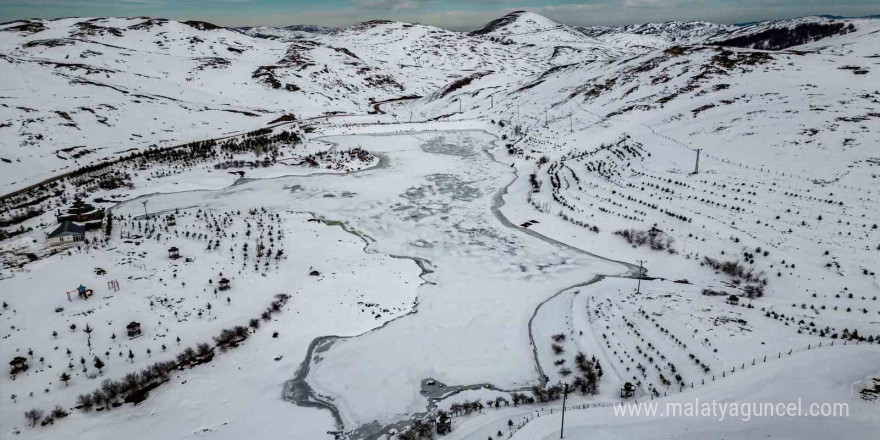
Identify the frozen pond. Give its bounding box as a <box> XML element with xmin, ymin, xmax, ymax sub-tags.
<box><xmin>114</xmin><ymin>130</ymin><xmax>635</xmax><ymax>438</ymax></box>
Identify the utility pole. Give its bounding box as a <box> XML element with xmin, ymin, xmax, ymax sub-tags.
<box><xmin>693</xmin><ymin>148</ymin><xmax>701</xmax><ymax>174</ymax></box>
<box><xmin>490</xmin><ymin>95</ymin><xmax>494</xmax><ymax>109</ymax></box>
<box><xmin>458</xmin><ymin>99</ymin><xmax>462</xmax><ymax>113</ymax></box>
<box><xmin>140</xmin><ymin>200</ymin><xmax>149</xmax><ymax>219</ymax></box>
<box><xmin>545</xmin><ymin>108</ymin><xmax>548</xmax><ymax>127</ymax></box>
<box><xmin>560</xmin><ymin>383</ymin><xmax>570</xmax><ymax>438</ymax></box>
<box><xmin>569</xmin><ymin>114</ymin><xmax>573</xmax><ymax>133</ymax></box>
<box><xmin>636</xmin><ymin>260</ymin><xmax>646</xmax><ymax>294</ymax></box>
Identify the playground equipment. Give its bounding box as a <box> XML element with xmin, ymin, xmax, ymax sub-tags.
<box><xmin>66</xmin><ymin>284</ymin><xmax>94</xmax><ymax>301</ymax></box>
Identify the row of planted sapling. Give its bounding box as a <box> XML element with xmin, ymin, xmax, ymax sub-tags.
<box><xmin>0</xmin><ymin>127</ymin><xmax>304</xmax><ymax>244</ymax></box>
<box><xmin>14</xmin><ymin>293</ymin><xmax>290</xmax><ymax>430</ymax></box>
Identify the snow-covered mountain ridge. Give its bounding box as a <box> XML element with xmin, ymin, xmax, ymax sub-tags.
<box><xmin>0</xmin><ymin>16</ymin><xmax>548</xmax><ymax>192</ymax></box>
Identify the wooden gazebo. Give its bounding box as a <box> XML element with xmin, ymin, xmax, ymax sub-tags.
<box><xmin>218</xmin><ymin>278</ymin><xmax>230</xmax><ymax>291</ymax></box>
<box><xmin>727</xmin><ymin>295</ymin><xmax>740</xmax><ymax>305</ymax></box>
<box><xmin>620</xmin><ymin>382</ymin><xmax>635</xmax><ymax>399</ymax></box>
<box><xmin>127</xmin><ymin>321</ymin><xmax>142</xmax><ymax>337</ymax></box>
<box><xmin>168</xmin><ymin>247</ymin><xmax>180</xmax><ymax>259</ymax></box>
<box><xmin>166</xmin><ymin>215</ymin><xmax>176</xmax><ymax>227</ymax></box>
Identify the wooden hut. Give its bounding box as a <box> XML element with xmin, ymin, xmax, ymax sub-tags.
<box><xmin>727</xmin><ymin>295</ymin><xmax>740</xmax><ymax>305</ymax></box>
<box><xmin>126</xmin><ymin>321</ymin><xmax>142</xmax><ymax>337</ymax></box>
<box><xmin>168</xmin><ymin>247</ymin><xmax>180</xmax><ymax>259</ymax></box>
<box><xmin>620</xmin><ymin>382</ymin><xmax>635</xmax><ymax>399</ymax></box>
<box><xmin>10</xmin><ymin>356</ymin><xmax>28</xmax><ymax>374</ymax></box>
<box><xmin>218</xmin><ymin>278</ymin><xmax>230</xmax><ymax>291</ymax></box>
<box><xmin>166</xmin><ymin>215</ymin><xmax>176</xmax><ymax>227</ymax></box>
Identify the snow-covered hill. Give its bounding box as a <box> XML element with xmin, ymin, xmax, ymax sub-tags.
<box><xmin>235</xmin><ymin>24</ymin><xmax>336</xmax><ymax>41</ymax></box>
<box><xmin>707</xmin><ymin>16</ymin><xmax>860</xmax><ymax>50</ymax></box>
<box><xmin>469</xmin><ymin>11</ymin><xmax>628</xmax><ymax>63</ymax></box>
<box><xmin>417</xmin><ymin>13</ymin><xmax>880</xmax><ymax>419</ymax></box>
<box><xmin>579</xmin><ymin>16</ymin><xmax>867</xmax><ymax>51</ymax></box>
<box><xmin>0</xmin><ymin>17</ymin><xmax>289</xmax><ymax>191</ymax></box>
<box><xmin>470</xmin><ymin>10</ymin><xmax>595</xmax><ymax>43</ymax></box>
<box><xmin>0</xmin><ymin>17</ymin><xmax>534</xmax><ymax>193</ymax></box>
<box><xmin>579</xmin><ymin>21</ymin><xmax>736</xmax><ymax>45</ymax></box>
<box><xmin>323</xmin><ymin>19</ymin><xmax>548</xmax><ymax>95</ymax></box>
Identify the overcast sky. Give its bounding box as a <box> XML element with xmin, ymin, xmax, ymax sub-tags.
<box><xmin>1</xmin><ymin>0</ymin><xmax>879</xmax><ymax>30</ymax></box>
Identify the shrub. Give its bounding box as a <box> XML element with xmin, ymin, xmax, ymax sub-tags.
<box><xmin>76</xmin><ymin>394</ymin><xmax>94</xmax><ymax>411</ymax></box>
<box><xmin>24</xmin><ymin>408</ymin><xmax>44</xmax><ymax>427</ymax></box>
<box><xmin>614</xmin><ymin>227</ymin><xmax>676</xmax><ymax>252</ymax></box>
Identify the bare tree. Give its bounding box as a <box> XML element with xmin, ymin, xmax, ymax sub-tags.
<box><xmin>24</xmin><ymin>408</ymin><xmax>44</xmax><ymax>427</ymax></box>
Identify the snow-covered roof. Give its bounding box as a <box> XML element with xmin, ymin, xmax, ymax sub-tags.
<box><xmin>47</xmin><ymin>221</ymin><xmax>86</xmax><ymax>238</ymax></box>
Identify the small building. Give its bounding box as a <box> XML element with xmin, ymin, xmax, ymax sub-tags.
<box><xmin>727</xmin><ymin>295</ymin><xmax>740</xmax><ymax>305</ymax></box>
<box><xmin>218</xmin><ymin>278</ymin><xmax>230</xmax><ymax>291</ymax></box>
<box><xmin>620</xmin><ymin>382</ymin><xmax>635</xmax><ymax>399</ymax></box>
<box><xmin>166</xmin><ymin>215</ymin><xmax>176</xmax><ymax>227</ymax></box>
<box><xmin>57</xmin><ymin>197</ymin><xmax>104</xmax><ymax>226</ymax></box>
<box><xmin>168</xmin><ymin>247</ymin><xmax>180</xmax><ymax>259</ymax></box>
<box><xmin>10</xmin><ymin>356</ymin><xmax>28</xmax><ymax>374</ymax></box>
<box><xmin>126</xmin><ymin>321</ymin><xmax>142</xmax><ymax>337</ymax></box>
<box><xmin>47</xmin><ymin>221</ymin><xmax>86</xmax><ymax>246</ymax></box>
